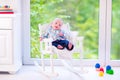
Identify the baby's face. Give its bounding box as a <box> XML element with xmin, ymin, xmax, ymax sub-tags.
<box><xmin>52</xmin><ymin>19</ymin><xmax>62</xmax><ymax>30</ymax></box>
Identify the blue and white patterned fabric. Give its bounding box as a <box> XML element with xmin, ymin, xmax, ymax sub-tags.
<box><xmin>41</xmin><ymin>26</ymin><xmax>69</xmax><ymax>41</ymax></box>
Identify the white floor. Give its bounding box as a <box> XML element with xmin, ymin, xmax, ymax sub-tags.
<box><xmin>0</xmin><ymin>65</ymin><xmax>120</xmax><ymax>80</ymax></box>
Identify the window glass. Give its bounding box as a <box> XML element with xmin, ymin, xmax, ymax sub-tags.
<box><xmin>30</xmin><ymin>0</ymin><xmax>99</xmax><ymax>59</ymax></box>
<box><xmin>111</xmin><ymin>0</ymin><xmax>120</xmax><ymax>60</ymax></box>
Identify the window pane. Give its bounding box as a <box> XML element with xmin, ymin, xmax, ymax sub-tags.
<box><xmin>30</xmin><ymin>0</ymin><xmax>99</xmax><ymax>59</ymax></box>
<box><xmin>111</xmin><ymin>0</ymin><xmax>120</xmax><ymax>60</ymax></box>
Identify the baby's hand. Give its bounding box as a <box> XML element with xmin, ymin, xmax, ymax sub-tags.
<box><xmin>59</xmin><ymin>32</ymin><xmax>64</xmax><ymax>36</ymax></box>
<box><xmin>39</xmin><ymin>37</ymin><xmax>43</xmax><ymax>41</ymax></box>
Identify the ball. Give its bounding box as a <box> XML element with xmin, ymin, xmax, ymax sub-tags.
<box><xmin>106</xmin><ymin>65</ymin><xmax>111</xmax><ymax>71</ymax></box>
<box><xmin>4</xmin><ymin>5</ymin><xmax>9</xmax><ymax>8</ymax></box>
<box><xmin>100</xmin><ymin>67</ymin><xmax>104</xmax><ymax>73</ymax></box>
<box><xmin>106</xmin><ymin>69</ymin><xmax>114</xmax><ymax>75</ymax></box>
<box><xmin>99</xmin><ymin>71</ymin><xmax>104</xmax><ymax>77</ymax></box>
<box><xmin>95</xmin><ymin>63</ymin><xmax>100</xmax><ymax>68</ymax></box>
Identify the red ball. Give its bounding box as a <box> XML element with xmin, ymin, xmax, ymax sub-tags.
<box><xmin>99</xmin><ymin>67</ymin><xmax>104</xmax><ymax>73</ymax></box>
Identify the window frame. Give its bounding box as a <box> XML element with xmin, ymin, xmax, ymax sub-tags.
<box><xmin>23</xmin><ymin>0</ymin><xmax>107</xmax><ymax>66</ymax></box>
<box><xmin>106</xmin><ymin>0</ymin><xmax>120</xmax><ymax>66</ymax></box>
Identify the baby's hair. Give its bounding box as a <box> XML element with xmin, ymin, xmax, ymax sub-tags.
<box><xmin>49</xmin><ymin>18</ymin><xmax>63</xmax><ymax>27</ymax></box>
<box><xmin>53</xmin><ymin>18</ymin><xmax>63</xmax><ymax>25</ymax></box>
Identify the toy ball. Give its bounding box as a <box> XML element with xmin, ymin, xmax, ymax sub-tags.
<box><xmin>95</xmin><ymin>63</ymin><xmax>100</xmax><ymax>68</ymax></box>
<box><xmin>106</xmin><ymin>69</ymin><xmax>114</xmax><ymax>75</ymax></box>
<box><xmin>100</xmin><ymin>67</ymin><xmax>104</xmax><ymax>73</ymax></box>
<box><xmin>99</xmin><ymin>71</ymin><xmax>104</xmax><ymax>77</ymax></box>
<box><xmin>106</xmin><ymin>65</ymin><xmax>111</xmax><ymax>71</ymax></box>
<box><xmin>4</xmin><ymin>5</ymin><xmax>9</xmax><ymax>8</ymax></box>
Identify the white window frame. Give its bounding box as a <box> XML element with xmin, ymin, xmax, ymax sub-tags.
<box><xmin>106</xmin><ymin>0</ymin><xmax>120</xmax><ymax>66</ymax></box>
<box><xmin>22</xmin><ymin>0</ymin><xmax>107</xmax><ymax>66</ymax></box>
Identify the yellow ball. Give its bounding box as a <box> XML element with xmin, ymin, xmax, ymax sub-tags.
<box><xmin>99</xmin><ymin>71</ymin><xmax>104</xmax><ymax>77</ymax></box>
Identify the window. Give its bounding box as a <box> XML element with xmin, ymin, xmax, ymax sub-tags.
<box><xmin>111</xmin><ymin>0</ymin><xmax>120</xmax><ymax>60</ymax></box>
<box><xmin>106</xmin><ymin>0</ymin><xmax>120</xmax><ymax>66</ymax></box>
<box><xmin>23</xmin><ymin>0</ymin><xmax>120</xmax><ymax>66</ymax></box>
<box><xmin>30</xmin><ymin>0</ymin><xmax>99</xmax><ymax>59</ymax></box>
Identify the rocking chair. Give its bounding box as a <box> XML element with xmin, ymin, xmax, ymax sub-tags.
<box><xmin>38</xmin><ymin>23</ymin><xmax>84</xmax><ymax>77</ymax></box>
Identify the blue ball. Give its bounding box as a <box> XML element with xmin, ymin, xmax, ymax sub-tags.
<box><xmin>95</xmin><ymin>63</ymin><xmax>100</xmax><ymax>68</ymax></box>
<box><xmin>106</xmin><ymin>65</ymin><xmax>111</xmax><ymax>70</ymax></box>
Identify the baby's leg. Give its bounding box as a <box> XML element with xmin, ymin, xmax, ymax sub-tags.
<box><xmin>52</xmin><ymin>40</ymin><xmax>64</xmax><ymax>50</ymax></box>
<box><xmin>66</xmin><ymin>42</ymin><xmax>74</xmax><ymax>51</ymax></box>
<box><xmin>68</xmin><ymin>42</ymin><xmax>73</xmax><ymax>49</ymax></box>
<box><xmin>59</xmin><ymin>40</ymin><xmax>74</xmax><ymax>51</ymax></box>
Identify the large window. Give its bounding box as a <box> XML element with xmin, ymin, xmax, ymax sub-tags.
<box><xmin>30</xmin><ymin>0</ymin><xmax>99</xmax><ymax>60</ymax></box>
<box><xmin>23</xmin><ymin>0</ymin><xmax>120</xmax><ymax>66</ymax></box>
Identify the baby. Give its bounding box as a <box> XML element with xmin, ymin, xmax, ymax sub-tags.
<box><xmin>40</xmin><ymin>18</ymin><xmax>74</xmax><ymax>51</ymax></box>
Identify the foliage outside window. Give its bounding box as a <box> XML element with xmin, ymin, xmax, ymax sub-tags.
<box><xmin>111</xmin><ymin>0</ymin><xmax>120</xmax><ymax>60</ymax></box>
<box><xmin>30</xmin><ymin>0</ymin><xmax>99</xmax><ymax>59</ymax></box>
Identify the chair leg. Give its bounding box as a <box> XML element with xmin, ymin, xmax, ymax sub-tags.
<box><xmin>50</xmin><ymin>54</ymin><xmax>54</xmax><ymax>73</ymax></box>
<box><xmin>49</xmin><ymin>54</ymin><xmax>59</xmax><ymax>77</ymax></box>
<box><xmin>41</xmin><ymin>54</ymin><xmax>45</xmax><ymax>71</ymax></box>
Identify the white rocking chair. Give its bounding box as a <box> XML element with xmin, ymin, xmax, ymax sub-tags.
<box><xmin>38</xmin><ymin>23</ymin><xmax>84</xmax><ymax>78</ymax></box>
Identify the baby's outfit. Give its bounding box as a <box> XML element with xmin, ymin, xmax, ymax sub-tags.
<box><xmin>41</xmin><ymin>26</ymin><xmax>74</xmax><ymax>50</ymax></box>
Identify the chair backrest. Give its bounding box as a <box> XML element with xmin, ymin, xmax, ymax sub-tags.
<box><xmin>38</xmin><ymin>24</ymin><xmax>49</xmax><ymax>37</ymax></box>
<box><xmin>61</xmin><ymin>23</ymin><xmax>72</xmax><ymax>41</ymax></box>
<box><xmin>61</xmin><ymin>23</ymin><xmax>71</xmax><ymax>34</ymax></box>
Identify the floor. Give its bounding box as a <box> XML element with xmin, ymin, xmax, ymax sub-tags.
<box><xmin>0</xmin><ymin>65</ymin><xmax>120</xmax><ymax>80</ymax></box>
